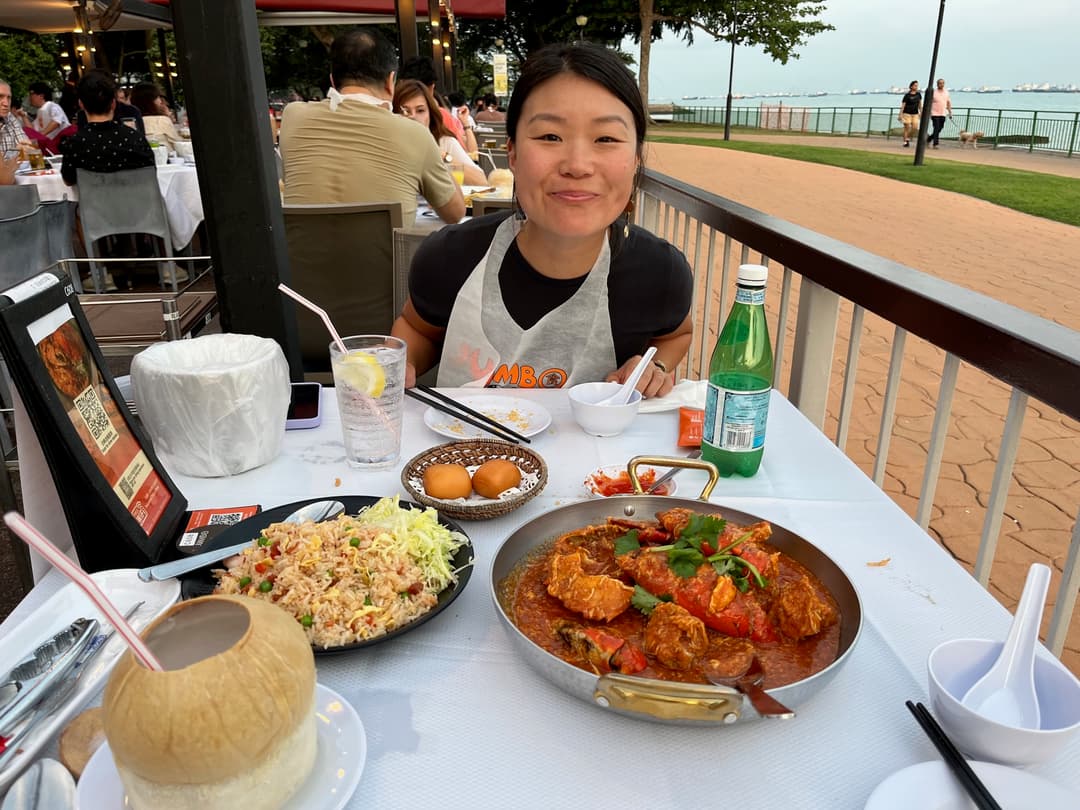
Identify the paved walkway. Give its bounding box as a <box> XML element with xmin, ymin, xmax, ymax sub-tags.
<box><xmin>644</xmin><ymin>138</ymin><xmax>1080</xmax><ymax>673</ymax></box>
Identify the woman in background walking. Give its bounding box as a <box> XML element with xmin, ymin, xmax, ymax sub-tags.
<box><xmin>899</xmin><ymin>80</ymin><xmax>921</xmax><ymax>147</ymax></box>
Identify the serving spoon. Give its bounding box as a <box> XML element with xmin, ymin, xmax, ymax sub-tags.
<box><xmin>961</xmin><ymin>562</ymin><xmax>1050</xmax><ymax>729</ymax></box>
<box><xmin>704</xmin><ymin>656</ymin><xmax>795</xmax><ymax>720</ymax></box>
<box><xmin>596</xmin><ymin>347</ymin><xmax>657</xmax><ymax>406</ymax></box>
<box><xmin>137</xmin><ymin>499</ymin><xmax>346</xmax><ymax>583</ymax></box>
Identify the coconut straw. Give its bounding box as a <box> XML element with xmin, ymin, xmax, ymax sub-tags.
<box><xmin>3</xmin><ymin>512</ymin><xmax>164</xmax><ymax>672</ymax></box>
<box><xmin>278</xmin><ymin>283</ymin><xmax>347</xmax><ymax>354</ymax></box>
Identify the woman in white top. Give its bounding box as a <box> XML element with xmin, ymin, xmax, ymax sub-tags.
<box><xmin>130</xmin><ymin>82</ymin><xmax>184</xmax><ymax>151</ymax></box>
<box><xmin>393</xmin><ymin>80</ymin><xmax>486</xmax><ymax>186</ymax></box>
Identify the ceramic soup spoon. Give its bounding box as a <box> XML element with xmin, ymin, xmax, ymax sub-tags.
<box><xmin>961</xmin><ymin>562</ymin><xmax>1051</xmax><ymax>729</ymax></box>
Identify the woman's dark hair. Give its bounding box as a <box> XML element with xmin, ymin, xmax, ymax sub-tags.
<box><xmin>909</xmin><ymin>80</ymin><xmax>919</xmax><ymax>89</ymax></box>
<box><xmin>392</xmin><ymin>79</ymin><xmax>452</xmax><ymax>142</ymax></box>
<box><xmin>28</xmin><ymin>82</ymin><xmax>53</xmax><ymax>99</ymax></box>
<box><xmin>506</xmin><ymin>43</ymin><xmax>646</xmax><ymax>149</ymax></box>
<box><xmin>130</xmin><ymin>82</ymin><xmax>162</xmax><ymax>116</ymax></box>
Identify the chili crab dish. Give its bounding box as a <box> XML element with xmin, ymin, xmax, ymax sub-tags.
<box><xmin>492</xmin><ymin>498</ymin><xmax>861</xmax><ymax>724</ymax></box>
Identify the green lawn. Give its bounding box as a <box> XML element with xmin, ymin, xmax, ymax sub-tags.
<box><xmin>647</xmin><ymin>135</ymin><xmax>1080</xmax><ymax>227</ymax></box>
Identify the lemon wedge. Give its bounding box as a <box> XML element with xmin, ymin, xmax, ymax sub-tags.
<box><xmin>337</xmin><ymin>351</ymin><xmax>386</xmax><ymax>397</ymax></box>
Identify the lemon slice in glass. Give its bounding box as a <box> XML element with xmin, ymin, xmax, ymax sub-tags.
<box><xmin>337</xmin><ymin>351</ymin><xmax>385</xmax><ymax>397</ymax></box>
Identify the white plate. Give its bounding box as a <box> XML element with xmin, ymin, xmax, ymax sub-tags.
<box><xmin>0</xmin><ymin>570</ymin><xmax>180</xmax><ymax>792</ymax></box>
<box><xmin>584</xmin><ymin>465</ymin><xmax>678</xmax><ymax>497</ymax></box>
<box><xmin>864</xmin><ymin>760</ymin><xmax>1076</xmax><ymax>809</ymax></box>
<box><xmin>423</xmin><ymin>395</ymin><xmax>552</xmax><ymax>440</ymax></box>
<box><xmin>77</xmin><ymin>683</ymin><xmax>366</xmax><ymax>810</ymax></box>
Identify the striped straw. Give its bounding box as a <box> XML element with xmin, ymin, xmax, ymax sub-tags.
<box><xmin>277</xmin><ymin>283</ymin><xmax>347</xmax><ymax>354</ymax></box>
<box><xmin>3</xmin><ymin>512</ymin><xmax>163</xmax><ymax>672</ymax></box>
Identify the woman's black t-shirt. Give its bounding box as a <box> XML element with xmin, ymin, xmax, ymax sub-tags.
<box><xmin>408</xmin><ymin>213</ymin><xmax>693</xmax><ymax>367</ymax></box>
<box><xmin>901</xmin><ymin>91</ymin><xmax>921</xmax><ymax>114</ymax></box>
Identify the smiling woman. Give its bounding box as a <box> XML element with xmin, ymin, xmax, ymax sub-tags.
<box><xmin>391</xmin><ymin>43</ymin><xmax>694</xmax><ymax>398</ymax></box>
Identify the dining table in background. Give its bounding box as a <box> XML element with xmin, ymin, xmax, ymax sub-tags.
<box><xmin>14</xmin><ymin>163</ymin><xmax>205</xmax><ymax>252</ymax></box>
<box><xmin>2</xmin><ymin>388</ymin><xmax>1078</xmax><ymax>808</ymax></box>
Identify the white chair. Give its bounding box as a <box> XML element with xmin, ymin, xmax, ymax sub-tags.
<box><xmin>76</xmin><ymin>166</ymin><xmax>179</xmax><ymax>293</ymax></box>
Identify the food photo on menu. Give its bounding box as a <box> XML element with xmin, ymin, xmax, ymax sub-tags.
<box><xmin>30</xmin><ymin>309</ymin><xmax>171</xmax><ymax>534</ymax></box>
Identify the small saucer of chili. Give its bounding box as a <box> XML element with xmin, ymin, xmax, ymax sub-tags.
<box><xmin>584</xmin><ymin>465</ymin><xmax>677</xmax><ymax>498</ymax></box>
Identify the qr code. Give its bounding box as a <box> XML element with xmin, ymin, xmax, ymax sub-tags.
<box><xmin>207</xmin><ymin>512</ymin><xmax>246</xmax><ymax>526</ymax></box>
<box><xmin>74</xmin><ymin>387</ymin><xmax>110</xmax><ymax>442</ymax></box>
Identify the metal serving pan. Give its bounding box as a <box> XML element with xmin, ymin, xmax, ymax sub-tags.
<box><xmin>490</xmin><ymin>456</ymin><xmax>863</xmax><ymax>725</ymax></box>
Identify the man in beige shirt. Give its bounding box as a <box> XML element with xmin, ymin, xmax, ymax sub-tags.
<box><xmin>279</xmin><ymin>29</ymin><xmax>464</xmax><ymax>225</ymax></box>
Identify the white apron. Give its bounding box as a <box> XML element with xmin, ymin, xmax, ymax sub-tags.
<box><xmin>438</xmin><ymin>217</ymin><xmax>618</xmax><ymax>388</ymax></box>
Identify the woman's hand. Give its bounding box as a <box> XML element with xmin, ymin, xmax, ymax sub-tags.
<box><xmin>606</xmin><ymin>355</ymin><xmax>674</xmax><ymax>399</ymax></box>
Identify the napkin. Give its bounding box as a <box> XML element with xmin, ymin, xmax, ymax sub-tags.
<box><xmin>639</xmin><ymin>379</ymin><xmax>707</xmax><ymax>414</ymax></box>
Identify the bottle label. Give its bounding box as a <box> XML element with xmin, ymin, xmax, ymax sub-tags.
<box><xmin>735</xmin><ymin>287</ymin><xmax>766</xmax><ymax>306</ymax></box>
<box><xmin>703</xmin><ymin>384</ymin><xmax>771</xmax><ymax>452</ymax></box>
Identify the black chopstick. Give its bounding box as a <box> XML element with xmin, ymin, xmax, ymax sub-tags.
<box><xmin>415</xmin><ymin>384</ymin><xmax>532</xmax><ymax>444</ymax></box>
<box><xmin>406</xmin><ymin>387</ymin><xmax>527</xmax><ymax>445</ymax></box>
<box><xmin>905</xmin><ymin>701</ymin><xmax>1002</xmax><ymax>810</ymax></box>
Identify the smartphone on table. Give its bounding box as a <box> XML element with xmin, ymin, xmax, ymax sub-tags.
<box><xmin>286</xmin><ymin>381</ymin><xmax>322</xmax><ymax>429</ymax></box>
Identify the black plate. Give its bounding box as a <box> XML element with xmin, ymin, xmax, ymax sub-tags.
<box><xmin>180</xmin><ymin>496</ymin><xmax>474</xmax><ymax>655</ymax></box>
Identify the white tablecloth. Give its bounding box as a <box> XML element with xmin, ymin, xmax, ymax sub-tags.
<box><xmin>3</xmin><ymin>390</ymin><xmax>1078</xmax><ymax>808</ymax></box>
<box><xmin>15</xmin><ymin>163</ymin><xmax>204</xmax><ymax>251</ymax></box>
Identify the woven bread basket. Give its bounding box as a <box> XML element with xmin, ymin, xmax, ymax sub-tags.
<box><xmin>401</xmin><ymin>440</ymin><xmax>548</xmax><ymax>520</ymax></box>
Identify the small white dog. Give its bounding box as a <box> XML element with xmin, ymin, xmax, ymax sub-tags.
<box><xmin>958</xmin><ymin>130</ymin><xmax>984</xmax><ymax>149</ymax></box>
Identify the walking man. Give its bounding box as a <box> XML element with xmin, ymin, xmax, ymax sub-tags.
<box><xmin>898</xmin><ymin>80</ymin><xmax>921</xmax><ymax>147</ymax></box>
<box><xmin>927</xmin><ymin>78</ymin><xmax>952</xmax><ymax>148</ymax></box>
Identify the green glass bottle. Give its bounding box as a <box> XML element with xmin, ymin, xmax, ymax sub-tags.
<box><xmin>701</xmin><ymin>264</ymin><xmax>773</xmax><ymax>477</ymax></box>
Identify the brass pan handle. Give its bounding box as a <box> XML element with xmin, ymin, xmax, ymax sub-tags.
<box><xmin>595</xmin><ymin>673</ymin><xmax>742</xmax><ymax>724</ymax></box>
<box><xmin>627</xmin><ymin>455</ymin><xmax>720</xmax><ymax>501</ymax></box>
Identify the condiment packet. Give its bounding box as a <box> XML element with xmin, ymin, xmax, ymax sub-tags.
<box><xmin>678</xmin><ymin>407</ymin><xmax>703</xmax><ymax>448</ymax></box>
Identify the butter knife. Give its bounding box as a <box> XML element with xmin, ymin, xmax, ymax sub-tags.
<box><xmin>647</xmin><ymin>449</ymin><xmax>703</xmax><ymax>494</ymax></box>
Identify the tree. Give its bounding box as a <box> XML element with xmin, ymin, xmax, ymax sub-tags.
<box><xmin>0</xmin><ymin>28</ymin><xmax>63</xmax><ymax>102</ymax></box>
<box><xmin>456</xmin><ymin>1</ymin><xmax>830</xmax><ymax>110</ymax></box>
<box><xmin>632</xmin><ymin>1</ymin><xmax>832</xmax><ymax>109</ymax></box>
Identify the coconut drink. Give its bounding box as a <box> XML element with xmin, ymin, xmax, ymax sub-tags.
<box><xmin>102</xmin><ymin>595</ymin><xmax>317</xmax><ymax>809</ymax></box>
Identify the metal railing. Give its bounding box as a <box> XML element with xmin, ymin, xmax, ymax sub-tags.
<box><xmin>637</xmin><ymin>168</ymin><xmax>1080</xmax><ymax>658</ymax></box>
<box><xmin>669</xmin><ymin>105</ymin><xmax>1080</xmax><ymax>156</ymax></box>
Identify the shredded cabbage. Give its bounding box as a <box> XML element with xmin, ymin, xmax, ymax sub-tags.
<box><xmin>354</xmin><ymin>495</ymin><xmax>469</xmax><ymax>590</ymax></box>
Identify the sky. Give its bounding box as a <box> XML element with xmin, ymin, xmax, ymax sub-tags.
<box><xmin>628</xmin><ymin>0</ymin><xmax>1077</xmax><ymax>99</ymax></box>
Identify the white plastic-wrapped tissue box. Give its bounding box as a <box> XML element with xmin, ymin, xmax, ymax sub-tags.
<box><xmin>130</xmin><ymin>333</ymin><xmax>290</xmax><ymax>477</ymax></box>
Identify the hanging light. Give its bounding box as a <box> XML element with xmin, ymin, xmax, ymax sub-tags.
<box><xmin>442</xmin><ymin>40</ymin><xmax>450</xmax><ymax>48</ymax></box>
<box><xmin>444</xmin><ymin>54</ymin><xmax>451</xmax><ymax>62</ymax></box>
<box><xmin>60</xmin><ymin>51</ymin><xmax>70</xmax><ymax>57</ymax></box>
<box><xmin>432</xmin><ymin>38</ymin><xmax>440</xmax><ymax>45</ymax></box>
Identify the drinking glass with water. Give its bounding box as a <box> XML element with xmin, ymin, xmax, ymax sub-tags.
<box><xmin>329</xmin><ymin>335</ymin><xmax>406</xmax><ymax>468</ymax></box>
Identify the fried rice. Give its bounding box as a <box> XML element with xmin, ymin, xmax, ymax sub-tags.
<box><xmin>213</xmin><ymin>496</ymin><xmax>468</xmax><ymax>648</ymax></box>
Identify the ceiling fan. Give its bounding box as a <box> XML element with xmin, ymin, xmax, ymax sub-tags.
<box><xmin>83</xmin><ymin>0</ymin><xmax>124</xmax><ymax>32</ymax></box>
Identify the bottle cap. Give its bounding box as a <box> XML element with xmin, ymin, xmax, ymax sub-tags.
<box><xmin>737</xmin><ymin>264</ymin><xmax>768</xmax><ymax>286</ymax></box>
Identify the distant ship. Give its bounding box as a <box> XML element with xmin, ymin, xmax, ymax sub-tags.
<box><xmin>808</xmin><ymin>90</ymin><xmax>828</xmax><ymax>97</ymax></box>
<box><xmin>975</xmin><ymin>86</ymin><xmax>1003</xmax><ymax>93</ymax></box>
<box><xmin>1013</xmin><ymin>82</ymin><xmax>1080</xmax><ymax>93</ymax></box>
<box><xmin>848</xmin><ymin>89</ymin><xmax>867</xmax><ymax>95</ymax></box>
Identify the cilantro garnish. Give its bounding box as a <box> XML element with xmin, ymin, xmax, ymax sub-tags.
<box><xmin>614</xmin><ymin>530</ymin><xmax>641</xmax><ymax>556</ymax></box>
<box><xmin>630</xmin><ymin>585</ymin><xmax>672</xmax><ymax>615</ymax></box>
<box><xmin>649</xmin><ymin>517</ymin><xmax>769</xmax><ymax>590</ymax></box>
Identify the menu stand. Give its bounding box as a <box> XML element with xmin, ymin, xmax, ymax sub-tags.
<box><xmin>0</xmin><ymin>271</ymin><xmax>187</xmax><ymax>576</ymax></box>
